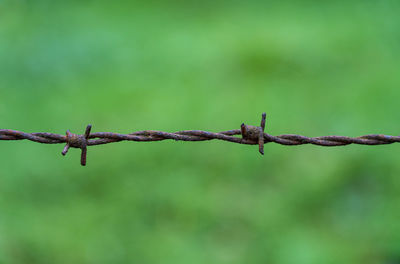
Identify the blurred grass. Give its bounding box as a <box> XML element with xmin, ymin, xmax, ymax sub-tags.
<box><xmin>1</xmin><ymin>0</ymin><xmax>400</xmax><ymax>263</ymax></box>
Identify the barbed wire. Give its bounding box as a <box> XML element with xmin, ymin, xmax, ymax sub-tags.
<box><xmin>1</xmin><ymin>113</ymin><xmax>399</xmax><ymax>166</ymax></box>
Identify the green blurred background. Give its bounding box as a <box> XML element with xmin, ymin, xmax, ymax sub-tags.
<box><xmin>1</xmin><ymin>0</ymin><xmax>400</xmax><ymax>263</ymax></box>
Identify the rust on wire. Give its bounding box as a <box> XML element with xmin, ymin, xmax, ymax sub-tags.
<box><xmin>61</xmin><ymin>125</ymin><xmax>92</xmax><ymax>166</ymax></box>
<box><xmin>1</xmin><ymin>112</ymin><xmax>400</xmax><ymax>166</ymax></box>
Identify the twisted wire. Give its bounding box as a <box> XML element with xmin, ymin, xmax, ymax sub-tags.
<box><xmin>2</xmin><ymin>129</ymin><xmax>400</xmax><ymax>146</ymax></box>
<box><xmin>1</xmin><ymin>113</ymin><xmax>399</xmax><ymax>166</ymax></box>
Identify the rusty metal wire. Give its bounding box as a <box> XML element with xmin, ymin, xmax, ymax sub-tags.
<box><xmin>1</xmin><ymin>113</ymin><xmax>399</xmax><ymax>166</ymax></box>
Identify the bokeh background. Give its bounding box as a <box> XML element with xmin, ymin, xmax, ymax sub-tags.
<box><xmin>1</xmin><ymin>1</ymin><xmax>400</xmax><ymax>263</ymax></box>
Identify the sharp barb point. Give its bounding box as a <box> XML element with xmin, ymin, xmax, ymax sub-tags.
<box><xmin>62</xmin><ymin>144</ymin><xmax>70</xmax><ymax>156</ymax></box>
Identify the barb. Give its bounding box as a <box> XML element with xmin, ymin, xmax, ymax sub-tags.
<box><xmin>1</xmin><ymin>113</ymin><xmax>399</xmax><ymax>166</ymax></box>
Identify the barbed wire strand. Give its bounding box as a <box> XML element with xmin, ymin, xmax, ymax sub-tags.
<box><xmin>1</xmin><ymin>113</ymin><xmax>399</xmax><ymax>166</ymax></box>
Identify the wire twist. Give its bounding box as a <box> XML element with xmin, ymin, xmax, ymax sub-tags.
<box><xmin>1</xmin><ymin>113</ymin><xmax>399</xmax><ymax>166</ymax></box>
